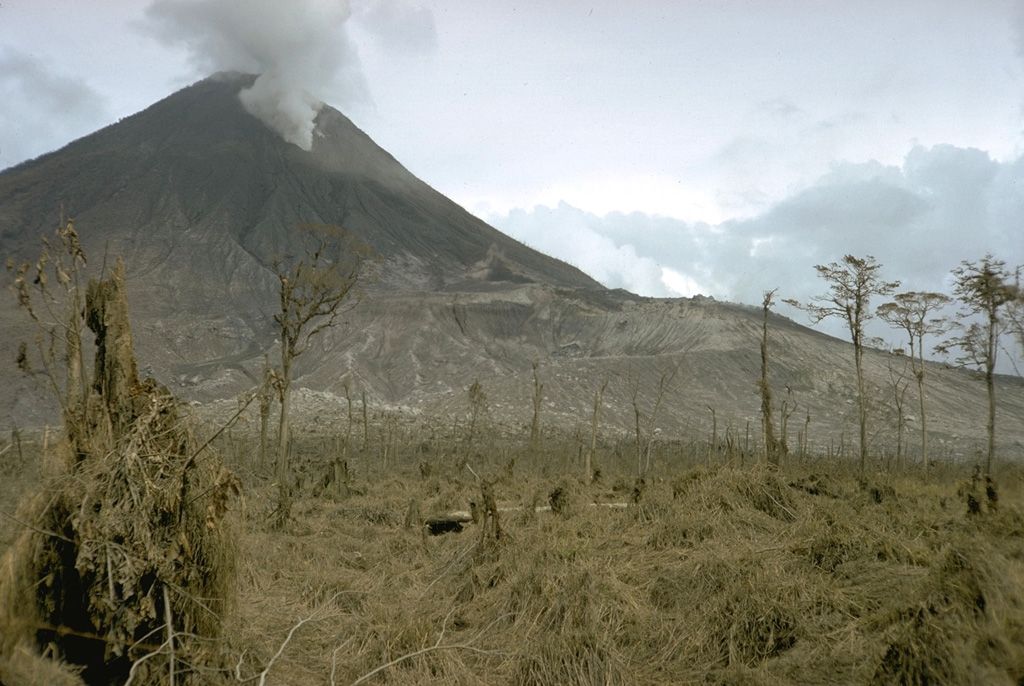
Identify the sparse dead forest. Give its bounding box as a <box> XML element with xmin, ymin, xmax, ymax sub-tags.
<box><xmin>1</xmin><ymin>231</ymin><xmax>1023</xmax><ymax>684</ymax></box>
<box><xmin>4</xmin><ymin>420</ymin><xmax>1024</xmax><ymax>685</ymax></box>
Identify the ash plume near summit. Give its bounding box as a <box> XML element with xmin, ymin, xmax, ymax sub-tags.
<box><xmin>146</xmin><ymin>0</ymin><xmax>363</xmax><ymax>150</ymax></box>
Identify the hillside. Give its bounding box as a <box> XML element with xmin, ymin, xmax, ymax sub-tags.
<box><xmin>1</xmin><ymin>74</ymin><xmax>1021</xmax><ymax>460</ymax></box>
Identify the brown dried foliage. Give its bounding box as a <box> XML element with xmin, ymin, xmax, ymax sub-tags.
<box><xmin>1</xmin><ymin>253</ymin><xmax>238</xmax><ymax>685</ymax></box>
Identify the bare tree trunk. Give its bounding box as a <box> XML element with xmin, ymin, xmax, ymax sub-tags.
<box><xmin>586</xmin><ymin>380</ymin><xmax>606</xmax><ymax>483</ymax></box>
<box><xmin>333</xmin><ymin>385</ymin><xmax>354</xmax><ymax>495</ymax></box>
<box><xmin>361</xmin><ymin>389</ymin><xmax>369</xmax><ymax>453</ymax></box>
<box><xmin>708</xmin><ymin>406</ymin><xmax>717</xmax><ymax>464</ymax></box>
<box><xmin>466</xmin><ymin>408</ymin><xmax>477</xmax><ymax>464</ymax></box>
<box><xmin>760</xmin><ymin>290</ymin><xmax>779</xmax><ymax>465</ymax></box>
<box><xmin>466</xmin><ymin>380</ymin><xmax>486</xmax><ymax>465</ymax></box>
<box><xmin>259</xmin><ymin>391</ymin><xmax>270</xmax><ymax>470</ymax></box>
<box><xmin>985</xmin><ymin>341</ymin><xmax>996</xmax><ymax>476</ymax></box>
<box><xmin>634</xmin><ymin>398</ymin><xmax>643</xmax><ymax>478</ymax></box>
<box><xmin>530</xmin><ymin>362</ymin><xmax>543</xmax><ymax>459</ymax></box>
<box><xmin>277</xmin><ymin>371</ymin><xmax>292</xmax><ymax>480</ymax></box>
<box><xmin>743</xmin><ymin>421</ymin><xmax>749</xmax><ymax>467</ymax></box>
<box><xmin>855</xmin><ymin>342</ymin><xmax>867</xmax><ymax>480</ymax></box>
<box><xmin>895</xmin><ymin>404</ymin><xmax>904</xmax><ymax>471</ymax></box>
<box><xmin>85</xmin><ymin>259</ymin><xmax>140</xmax><ymax>439</ymax></box>
<box><xmin>802</xmin><ymin>411</ymin><xmax>811</xmax><ymax>462</ymax></box>
<box><xmin>915</xmin><ymin>367</ymin><xmax>928</xmax><ymax>471</ymax></box>
<box><xmin>778</xmin><ymin>412</ymin><xmax>790</xmax><ymax>457</ymax></box>
<box><xmin>642</xmin><ymin>371</ymin><xmax>672</xmax><ymax>476</ymax></box>
<box><xmin>778</xmin><ymin>389</ymin><xmax>796</xmax><ymax>461</ymax></box>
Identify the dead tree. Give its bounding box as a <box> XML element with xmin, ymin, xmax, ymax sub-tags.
<box><xmin>258</xmin><ymin>358</ymin><xmax>279</xmax><ymax>470</ymax></box>
<box><xmin>529</xmin><ymin>361</ymin><xmax>543</xmax><ymax>459</ymax></box>
<box><xmin>759</xmin><ymin>289</ymin><xmax>782</xmax><ymax>465</ymax></box>
<box><xmin>629</xmin><ymin>364</ymin><xmax>678</xmax><ymax>477</ymax></box>
<box><xmin>478</xmin><ymin>480</ymin><xmax>502</xmax><ymax>542</ymax></box>
<box><xmin>585</xmin><ymin>378</ymin><xmax>607</xmax><ymax>483</ymax></box>
<box><xmin>361</xmin><ymin>388</ymin><xmax>370</xmax><ymax>453</ymax></box>
<box><xmin>885</xmin><ymin>348</ymin><xmax>912</xmax><ymax>470</ymax></box>
<box><xmin>707</xmin><ymin>405</ymin><xmax>718</xmax><ymax>464</ymax></box>
<box><xmin>786</xmin><ymin>255</ymin><xmax>899</xmax><ymax>481</ymax></box>
<box><xmin>5</xmin><ymin>224</ymin><xmax>238</xmax><ymax>682</ymax></box>
<box><xmin>938</xmin><ymin>255</ymin><xmax>1021</xmax><ymax>475</ymax></box>
<box><xmin>333</xmin><ymin>382</ymin><xmax>355</xmax><ymax>495</ymax></box>
<box><xmin>1007</xmin><ymin>267</ymin><xmax>1024</xmax><ymax>373</ymax></box>
<box><xmin>465</xmin><ymin>380</ymin><xmax>487</xmax><ymax>465</ymax></box>
<box><xmin>272</xmin><ymin>224</ymin><xmax>373</xmax><ymax>479</ymax></box>
<box><xmin>878</xmin><ymin>291</ymin><xmax>951</xmax><ymax>471</ymax></box>
<box><xmin>778</xmin><ymin>385</ymin><xmax>797</xmax><ymax>458</ymax></box>
<box><xmin>8</xmin><ymin>216</ymin><xmax>91</xmax><ymax>458</ymax></box>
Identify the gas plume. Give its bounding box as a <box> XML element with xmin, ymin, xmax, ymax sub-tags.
<box><xmin>146</xmin><ymin>0</ymin><xmax>361</xmax><ymax>150</ymax></box>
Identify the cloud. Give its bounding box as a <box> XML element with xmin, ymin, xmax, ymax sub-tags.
<box><xmin>490</xmin><ymin>145</ymin><xmax>1024</xmax><ymax>318</ymax></box>
<box><xmin>353</xmin><ymin>0</ymin><xmax>437</xmax><ymax>55</ymax></box>
<box><xmin>0</xmin><ymin>49</ymin><xmax>109</xmax><ymax>169</ymax></box>
<box><xmin>756</xmin><ymin>97</ymin><xmax>803</xmax><ymax>118</ymax></box>
<box><xmin>491</xmin><ymin>203</ymin><xmax>689</xmax><ymax>298</ymax></box>
<box><xmin>759</xmin><ymin>177</ymin><xmax>929</xmax><ymax>245</ymax></box>
<box><xmin>145</xmin><ymin>0</ymin><xmax>366</xmax><ymax>150</ymax></box>
<box><xmin>1013</xmin><ymin>5</ymin><xmax>1024</xmax><ymax>60</ymax></box>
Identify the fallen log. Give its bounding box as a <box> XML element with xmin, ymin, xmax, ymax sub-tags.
<box><xmin>423</xmin><ymin>502</ymin><xmax>631</xmax><ymax>535</ymax></box>
<box><xmin>424</xmin><ymin>511</ymin><xmax>473</xmax><ymax>536</ymax></box>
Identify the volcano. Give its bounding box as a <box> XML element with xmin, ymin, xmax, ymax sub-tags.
<box><xmin>0</xmin><ymin>72</ymin><xmax>599</xmax><ymax>294</ymax></box>
<box><xmin>1</xmin><ymin>74</ymin><xmax>1022</xmax><ymax>458</ymax></box>
<box><xmin>0</xmin><ymin>72</ymin><xmax>599</xmax><ymax>424</ymax></box>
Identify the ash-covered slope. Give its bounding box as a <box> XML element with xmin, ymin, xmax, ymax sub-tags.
<box><xmin>0</xmin><ymin>72</ymin><xmax>600</xmax><ymax>297</ymax></box>
<box><xmin>299</xmin><ymin>288</ymin><xmax>1024</xmax><ymax>454</ymax></box>
<box><xmin>0</xmin><ymin>72</ymin><xmax>599</xmax><ymax>425</ymax></box>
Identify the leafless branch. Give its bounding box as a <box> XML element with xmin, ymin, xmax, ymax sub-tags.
<box><xmin>348</xmin><ymin>610</ymin><xmax>510</xmax><ymax>686</ymax></box>
<box><xmin>329</xmin><ymin>638</ymin><xmax>356</xmax><ymax>686</ymax></box>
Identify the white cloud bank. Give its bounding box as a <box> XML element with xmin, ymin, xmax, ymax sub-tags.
<box><xmin>489</xmin><ymin>144</ymin><xmax>1024</xmax><ymax>315</ymax></box>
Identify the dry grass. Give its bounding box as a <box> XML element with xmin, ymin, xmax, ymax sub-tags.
<box><xmin>204</xmin><ymin>456</ymin><xmax>1024</xmax><ymax>686</ymax></box>
<box><xmin>3</xmin><ymin>425</ymin><xmax>1024</xmax><ymax>685</ymax></box>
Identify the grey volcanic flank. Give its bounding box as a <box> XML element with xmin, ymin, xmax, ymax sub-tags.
<box><xmin>0</xmin><ymin>72</ymin><xmax>596</xmax><ymax>423</ymax></box>
<box><xmin>1</xmin><ymin>74</ymin><xmax>1022</xmax><ymax>458</ymax></box>
<box><xmin>0</xmin><ymin>73</ymin><xmax>599</xmax><ymax>293</ymax></box>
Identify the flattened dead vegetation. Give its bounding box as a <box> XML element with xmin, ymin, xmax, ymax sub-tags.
<box><xmin>4</xmin><ymin>430</ymin><xmax>1024</xmax><ymax>685</ymax></box>
<box><xmin>212</xmin><ymin>459</ymin><xmax>1024</xmax><ymax>684</ymax></box>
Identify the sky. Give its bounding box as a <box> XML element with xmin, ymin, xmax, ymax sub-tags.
<box><xmin>2</xmin><ymin>0</ymin><xmax>1023</xmax><ymax>362</ymax></box>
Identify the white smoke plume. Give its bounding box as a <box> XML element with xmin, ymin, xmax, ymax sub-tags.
<box><xmin>146</xmin><ymin>0</ymin><xmax>362</xmax><ymax>150</ymax></box>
